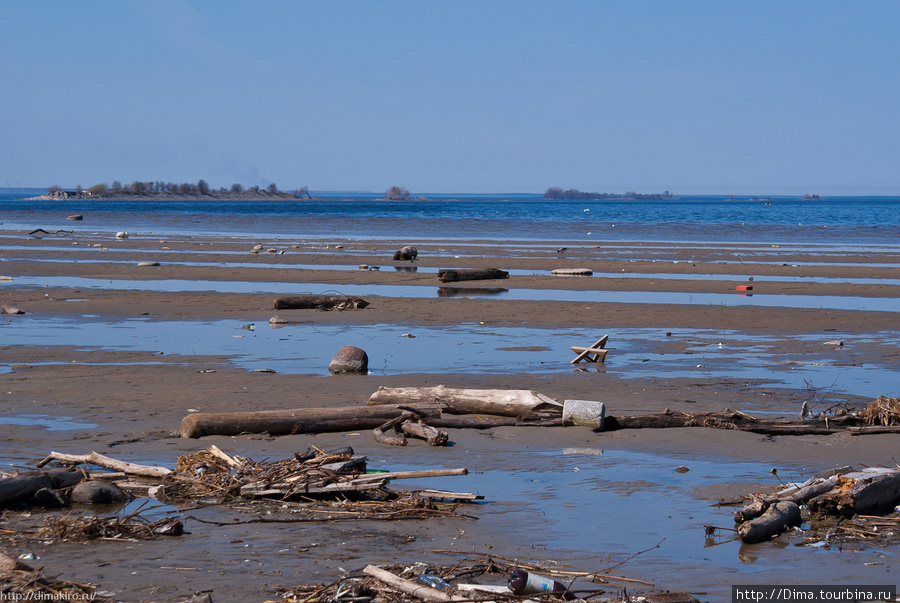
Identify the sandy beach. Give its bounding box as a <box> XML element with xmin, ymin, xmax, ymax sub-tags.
<box><xmin>1</xmin><ymin>230</ymin><xmax>899</xmax><ymax>601</ymax></box>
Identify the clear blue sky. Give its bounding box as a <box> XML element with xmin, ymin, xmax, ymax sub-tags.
<box><xmin>2</xmin><ymin>1</ymin><xmax>898</xmax><ymax>195</ymax></box>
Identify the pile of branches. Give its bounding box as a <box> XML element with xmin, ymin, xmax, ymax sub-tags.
<box><xmin>1</xmin><ymin>550</ymin><xmax>110</xmax><ymax>602</ymax></box>
<box><xmin>863</xmin><ymin>395</ymin><xmax>900</xmax><ymax>426</ymax></box>
<box><xmin>38</xmin><ymin>508</ymin><xmax>179</xmax><ymax>543</ymax></box>
<box><xmin>159</xmin><ymin>446</ymin><xmax>477</xmax><ymax>521</ymax></box>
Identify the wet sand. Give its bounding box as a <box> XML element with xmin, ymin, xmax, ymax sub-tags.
<box><xmin>1</xmin><ymin>232</ymin><xmax>899</xmax><ymax>601</ymax></box>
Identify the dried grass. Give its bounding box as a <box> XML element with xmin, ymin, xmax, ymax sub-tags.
<box><xmin>862</xmin><ymin>395</ymin><xmax>900</xmax><ymax>426</ymax></box>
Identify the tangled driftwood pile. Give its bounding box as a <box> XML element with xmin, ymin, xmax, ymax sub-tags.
<box><xmin>276</xmin><ymin>554</ymin><xmax>698</xmax><ymax>603</ymax></box>
<box><xmin>727</xmin><ymin>464</ymin><xmax>900</xmax><ymax>544</ymax></box>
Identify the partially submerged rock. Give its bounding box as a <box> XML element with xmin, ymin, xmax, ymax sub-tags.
<box><xmin>329</xmin><ymin>345</ymin><xmax>369</xmax><ymax>374</ymax></box>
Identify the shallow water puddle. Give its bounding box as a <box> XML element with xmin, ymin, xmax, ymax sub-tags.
<box><xmin>1</xmin><ymin>317</ymin><xmax>894</xmax><ymax>398</ymax></box>
<box><xmin>0</xmin><ymin>414</ymin><xmax>98</xmax><ymax>431</ymax></box>
<box><xmin>4</xmin><ymin>275</ymin><xmax>898</xmax><ymax>311</ymax></box>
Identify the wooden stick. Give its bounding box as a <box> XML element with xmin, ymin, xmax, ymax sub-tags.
<box><xmin>363</xmin><ymin>565</ymin><xmax>468</xmax><ymax>603</ymax></box>
<box><xmin>35</xmin><ymin>451</ymin><xmax>172</xmax><ymax>478</ymax></box>
<box><xmin>208</xmin><ymin>445</ymin><xmax>242</xmax><ymax>467</ymax></box>
<box><xmin>355</xmin><ymin>468</ymin><xmax>468</xmax><ymax>483</ymax></box>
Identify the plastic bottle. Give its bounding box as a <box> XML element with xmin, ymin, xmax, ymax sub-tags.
<box><xmin>416</xmin><ymin>574</ymin><xmax>452</xmax><ymax>592</ymax></box>
<box><xmin>508</xmin><ymin>569</ymin><xmax>574</xmax><ymax>599</ymax></box>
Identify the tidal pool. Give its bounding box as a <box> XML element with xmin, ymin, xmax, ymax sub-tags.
<box><xmin>1</xmin><ymin>316</ymin><xmax>894</xmax><ymax>399</ymax></box>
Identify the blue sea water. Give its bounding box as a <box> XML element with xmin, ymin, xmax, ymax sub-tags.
<box><xmin>1</xmin><ymin>189</ymin><xmax>899</xmax><ymax>245</ymax></box>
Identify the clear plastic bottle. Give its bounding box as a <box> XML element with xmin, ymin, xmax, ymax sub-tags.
<box><xmin>508</xmin><ymin>569</ymin><xmax>574</xmax><ymax>599</ymax></box>
<box><xmin>416</xmin><ymin>574</ymin><xmax>452</xmax><ymax>591</ymax></box>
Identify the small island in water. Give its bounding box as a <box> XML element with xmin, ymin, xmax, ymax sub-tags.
<box><xmin>543</xmin><ymin>187</ymin><xmax>679</xmax><ymax>200</ymax></box>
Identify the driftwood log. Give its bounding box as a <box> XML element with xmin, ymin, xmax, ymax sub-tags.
<box><xmin>364</xmin><ymin>564</ymin><xmax>468</xmax><ymax>603</ymax></box>
<box><xmin>437</xmin><ymin>287</ymin><xmax>508</xmax><ymax>297</ymax></box>
<box><xmin>367</xmin><ymin>385</ymin><xmax>562</xmax><ymax>417</ymax></box>
<box><xmin>0</xmin><ymin>469</ymin><xmax>84</xmax><ymax>507</ymax></box>
<box><xmin>737</xmin><ymin>501</ymin><xmax>801</xmax><ymax>543</ymax></box>
<box><xmin>438</xmin><ymin>268</ymin><xmax>509</xmax><ymax>283</ymax></box>
<box><xmin>36</xmin><ymin>451</ymin><xmax>173</xmax><ymax>478</ymax></box>
<box><xmin>604</xmin><ymin>408</ymin><xmax>860</xmax><ymax>435</ymax></box>
<box><xmin>181</xmin><ymin>404</ymin><xmax>443</xmax><ymax>438</ymax></box>
<box><xmin>273</xmin><ymin>295</ymin><xmax>369</xmax><ymax>310</ymax></box>
<box><xmin>808</xmin><ymin>468</ymin><xmax>900</xmax><ymax>517</ymax></box>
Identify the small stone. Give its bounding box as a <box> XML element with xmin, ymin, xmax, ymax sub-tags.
<box><xmin>329</xmin><ymin>345</ymin><xmax>369</xmax><ymax>375</ymax></box>
<box><xmin>675</xmin><ymin>466</ymin><xmax>690</xmax><ymax>473</ymax></box>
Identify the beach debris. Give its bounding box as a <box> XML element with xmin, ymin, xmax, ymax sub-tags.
<box><xmin>562</xmin><ymin>400</ymin><xmax>605</xmax><ymax>429</ymax></box>
<box><xmin>0</xmin><ymin>305</ymin><xmax>25</xmax><ymax>315</ymax></box>
<box><xmin>268</xmin><ymin>315</ymin><xmax>289</xmax><ymax>326</ymax></box>
<box><xmin>273</xmin><ymin>294</ymin><xmax>370</xmax><ymax>310</ymax></box>
<box><xmin>394</xmin><ymin>245</ymin><xmax>418</xmax><ymax>261</ymax></box>
<box><xmin>115</xmin><ymin>231</ymin><xmax>128</xmax><ymax>239</ymax></box>
<box><xmin>180</xmin><ymin>403</ymin><xmax>528</xmax><ymax>439</ymax></box>
<box><xmin>570</xmin><ymin>334</ymin><xmax>609</xmax><ymax>364</ymax></box>
<box><xmin>28</xmin><ymin>228</ymin><xmax>74</xmax><ymax>238</ymax></box>
<box><xmin>373</xmin><ymin>411</ymin><xmax>450</xmax><ymax>447</ymax></box>
<box><xmin>603</xmin><ymin>406</ymin><xmax>865</xmax><ymax>436</ymax></box>
<box><xmin>551</xmin><ymin>268</ymin><xmax>593</xmax><ymax>277</ymax></box>
<box><xmin>251</xmin><ymin>244</ymin><xmax>263</xmax><ymax>254</ymax></box>
<box><xmin>0</xmin><ymin>468</ymin><xmax>84</xmax><ymax>507</ymax></box>
<box><xmin>0</xmin><ymin>275</ymin><xmax>12</xmax><ymax>282</ymax></box>
<box><xmin>36</xmin><ymin>451</ymin><xmax>173</xmax><ymax>478</ymax></box>
<box><xmin>66</xmin><ymin>214</ymin><xmax>83</xmax><ymax>221</ymax></box>
<box><xmin>737</xmin><ymin>501</ymin><xmax>801</xmax><ymax>543</ymax></box>
<box><xmin>368</xmin><ymin>385</ymin><xmax>563</xmax><ymax>417</ymax></box>
<box><xmin>0</xmin><ymin>549</ymin><xmax>108</xmax><ymax>601</ymax></box>
<box><xmin>862</xmin><ymin>395</ymin><xmax>900</xmax><ymax>426</ymax></box>
<box><xmin>278</xmin><ymin>555</ymin><xmax>693</xmax><ymax>603</ymax></box>
<box><xmin>136</xmin><ymin>261</ymin><xmax>160</xmax><ymax>267</ymax></box>
<box><xmin>728</xmin><ymin>464</ymin><xmax>900</xmax><ymax>546</ymax></box>
<box><xmin>438</xmin><ymin>268</ymin><xmax>508</xmax><ymax>282</ymax></box>
<box><xmin>180</xmin><ymin>404</ymin><xmax>442</xmax><ymax>438</ymax></box>
<box><xmin>329</xmin><ymin>345</ymin><xmax>369</xmax><ymax>374</ymax></box>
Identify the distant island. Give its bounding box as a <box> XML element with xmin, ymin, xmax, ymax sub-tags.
<box><xmin>29</xmin><ymin>180</ymin><xmax>313</xmax><ymax>201</ymax></box>
<box><xmin>543</xmin><ymin>187</ymin><xmax>678</xmax><ymax>200</ymax></box>
<box><xmin>26</xmin><ymin>181</ymin><xmax>423</xmax><ymax>202</ymax></box>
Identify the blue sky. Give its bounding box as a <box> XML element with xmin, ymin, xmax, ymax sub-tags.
<box><xmin>2</xmin><ymin>1</ymin><xmax>898</xmax><ymax>194</ymax></box>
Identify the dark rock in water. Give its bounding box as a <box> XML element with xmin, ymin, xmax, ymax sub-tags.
<box><xmin>66</xmin><ymin>214</ymin><xmax>84</xmax><ymax>221</ymax></box>
<box><xmin>393</xmin><ymin>245</ymin><xmax>418</xmax><ymax>261</ymax></box>
<box><xmin>32</xmin><ymin>487</ymin><xmax>69</xmax><ymax>508</ymax></box>
<box><xmin>71</xmin><ymin>480</ymin><xmax>127</xmax><ymax>504</ymax></box>
<box><xmin>329</xmin><ymin>345</ymin><xmax>368</xmax><ymax>374</ymax></box>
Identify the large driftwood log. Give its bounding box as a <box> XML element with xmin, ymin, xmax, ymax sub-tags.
<box><xmin>604</xmin><ymin>408</ymin><xmax>860</xmax><ymax>435</ymax></box>
<box><xmin>808</xmin><ymin>468</ymin><xmax>900</xmax><ymax>517</ymax></box>
<box><xmin>181</xmin><ymin>404</ymin><xmax>443</xmax><ymax>438</ymax></box>
<box><xmin>367</xmin><ymin>385</ymin><xmax>562</xmax><ymax>417</ymax></box>
<box><xmin>438</xmin><ymin>268</ymin><xmax>509</xmax><ymax>283</ymax></box>
<box><xmin>0</xmin><ymin>468</ymin><xmax>84</xmax><ymax>507</ymax></box>
<box><xmin>737</xmin><ymin>501</ymin><xmax>801</xmax><ymax>543</ymax></box>
<box><xmin>273</xmin><ymin>295</ymin><xmax>369</xmax><ymax>310</ymax></box>
<box><xmin>36</xmin><ymin>451</ymin><xmax>172</xmax><ymax>478</ymax></box>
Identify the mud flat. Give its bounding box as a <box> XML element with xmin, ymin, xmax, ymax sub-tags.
<box><xmin>1</xmin><ymin>230</ymin><xmax>898</xmax><ymax>601</ymax></box>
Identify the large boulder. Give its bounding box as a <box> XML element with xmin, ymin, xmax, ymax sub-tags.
<box><xmin>329</xmin><ymin>345</ymin><xmax>369</xmax><ymax>375</ymax></box>
<box><xmin>71</xmin><ymin>480</ymin><xmax>127</xmax><ymax>505</ymax></box>
<box><xmin>393</xmin><ymin>246</ymin><xmax>418</xmax><ymax>261</ymax></box>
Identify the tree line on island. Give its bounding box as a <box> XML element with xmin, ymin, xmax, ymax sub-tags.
<box><xmin>43</xmin><ymin>181</ymin><xmax>418</xmax><ymax>201</ymax></box>
<box><xmin>543</xmin><ymin>187</ymin><xmax>678</xmax><ymax>200</ymax></box>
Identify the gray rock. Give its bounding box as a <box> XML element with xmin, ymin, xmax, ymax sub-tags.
<box><xmin>71</xmin><ymin>480</ymin><xmax>127</xmax><ymax>504</ymax></box>
<box><xmin>329</xmin><ymin>345</ymin><xmax>368</xmax><ymax>375</ymax></box>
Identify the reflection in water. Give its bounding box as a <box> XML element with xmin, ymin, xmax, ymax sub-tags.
<box><xmin>437</xmin><ymin>286</ymin><xmax>508</xmax><ymax>297</ymax></box>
